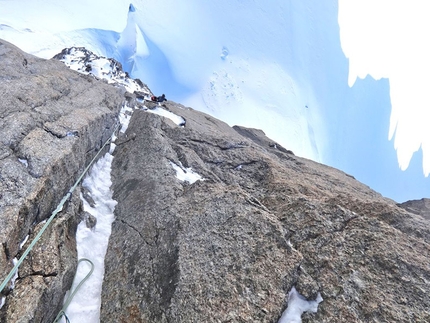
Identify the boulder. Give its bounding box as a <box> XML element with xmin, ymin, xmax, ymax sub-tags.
<box><xmin>0</xmin><ymin>39</ymin><xmax>124</xmax><ymax>322</ymax></box>
<box><xmin>101</xmin><ymin>102</ymin><xmax>430</xmax><ymax>322</ymax></box>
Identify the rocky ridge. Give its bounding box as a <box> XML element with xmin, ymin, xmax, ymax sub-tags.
<box><xmin>398</xmin><ymin>198</ymin><xmax>430</xmax><ymax>221</ymax></box>
<box><xmin>0</xmin><ymin>40</ymin><xmax>429</xmax><ymax>322</ymax></box>
<box><xmin>101</xmin><ymin>101</ymin><xmax>430</xmax><ymax>322</ymax></box>
<box><xmin>0</xmin><ymin>40</ymin><xmax>128</xmax><ymax>322</ymax></box>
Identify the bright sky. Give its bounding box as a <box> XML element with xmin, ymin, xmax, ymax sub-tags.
<box><xmin>338</xmin><ymin>0</ymin><xmax>430</xmax><ymax>176</ymax></box>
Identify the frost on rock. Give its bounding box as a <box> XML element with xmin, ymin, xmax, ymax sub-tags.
<box><xmin>19</xmin><ymin>234</ymin><xmax>29</xmax><ymax>249</ymax></box>
<box><xmin>170</xmin><ymin>161</ymin><xmax>204</xmax><ymax>184</ymax></box>
<box><xmin>18</xmin><ymin>158</ymin><xmax>28</xmax><ymax>167</ymax></box>
<box><xmin>278</xmin><ymin>287</ymin><xmax>323</xmax><ymax>323</ymax></box>
<box><xmin>10</xmin><ymin>258</ymin><xmax>19</xmax><ymax>290</ymax></box>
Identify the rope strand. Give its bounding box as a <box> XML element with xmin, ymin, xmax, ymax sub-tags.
<box><xmin>0</xmin><ymin>124</ymin><xmax>118</xmax><ymax>296</ymax></box>
<box><xmin>53</xmin><ymin>258</ymin><xmax>95</xmax><ymax>323</ymax></box>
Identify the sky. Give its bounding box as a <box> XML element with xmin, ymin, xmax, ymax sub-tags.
<box><xmin>0</xmin><ymin>0</ymin><xmax>429</xmax><ymax>202</ymax></box>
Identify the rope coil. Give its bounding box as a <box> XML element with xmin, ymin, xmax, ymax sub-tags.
<box><xmin>53</xmin><ymin>258</ymin><xmax>94</xmax><ymax>323</ymax></box>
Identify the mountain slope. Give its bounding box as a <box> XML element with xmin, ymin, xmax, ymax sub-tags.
<box><xmin>0</xmin><ymin>39</ymin><xmax>124</xmax><ymax>322</ymax></box>
<box><xmin>103</xmin><ymin>100</ymin><xmax>430</xmax><ymax>322</ymax></box>
<box><xmin>0</xmin><ymin>41</ymin><xmax>429</xmax><ymax>322</ymax></box>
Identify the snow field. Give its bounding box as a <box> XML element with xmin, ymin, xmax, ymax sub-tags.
<box><xmin>2</xmin><ymin>0</ymin><xmax>430</xmax><ymax>201</ymax></box>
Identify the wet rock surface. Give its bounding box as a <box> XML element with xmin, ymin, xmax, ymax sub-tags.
<box><xmin>102</xmin><ymin>102</ymin><xmax>430</xmax><ymax>322</ymax></box>
<box><xmin>0</xmin><ymin>39</ymin><xmax>123</xmax><ymax>322</ymax></box>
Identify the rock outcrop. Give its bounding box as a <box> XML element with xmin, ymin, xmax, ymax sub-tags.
<box><xmin>1</xmin><ymin>39</ymin><xmax>430</xmax><ymax>323</ymax></box>
<box><xmin>101</xmin><ymin>101</ymin><xmax>430</xmax><ymax>322</ymax></box>
<box><xmin>398</xmin><ymin>198</ymin><xmax>430</xmax><ymax>221</ymax></box>
<box><xmin>0</xmin><ymin>39</ymin><xmax>123</xmax><ymax>322</ymax></box>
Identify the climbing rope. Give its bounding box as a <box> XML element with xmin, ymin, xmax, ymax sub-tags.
<box><xmin>0</xmin><ymin>123</ymin><xmax>119</xmax><ymax>296</ymax></box>
<box><xmin>53</xmin><ymin>258</ymin><xmax>94</xmax><ymax>323</ymax></box>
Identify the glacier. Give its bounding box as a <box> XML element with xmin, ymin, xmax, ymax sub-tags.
<box><xmin>1</xmin><ymin>0</ymin><xmax>429</xmax><ymax>201</ymax></box>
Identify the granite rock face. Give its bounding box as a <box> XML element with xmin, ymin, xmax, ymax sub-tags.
<box><xmin>398</xmin><ymin>198</ymin><xmax>430</xmax><ymax>221</ymax></box>
<box><xmin>101</xmin><ymin>101</ymin><xmax>430</xmax><ymax>322</ymax></box>
<box><xmin>1</xmin><ymin>39</ymin><xmax>430</xmax><ymax>323</ymax></box>
<box><xmin>0</xmin><ymin>39</ymin><xmax>123</xmax><ymax>322</ymax></box>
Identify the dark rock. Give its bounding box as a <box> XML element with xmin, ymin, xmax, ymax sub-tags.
<box><xmin>4</xmin><ymin>192</ymin><xmax>80</xmax><ymax>323</ymax></box>
<box><xmin>0</xmin><ymin>39</ymin><xmax>123</xmax><ymax>322</ymax></box>
<box><xmin>145</xmin><ymin>100</ymin><xmax>158</xmax><ymax>110</ymax></box>
<box><xmin>81</xmin><ymin>186</ymin><xmax>96</xmax><ymax>208</ymax></box>
<box><xmin>101</xmin><ymin>102</ymin><xmax>430</xmax><ymax>322</ymax></box>
<box><xmin>79</xmin><ymin>210</ymin><xmax>97</xmax><ymax>230</ymax></box>
<box><xmin>233</xmin><ymin>125</ymin><xmax>294</xmax><ymax>155</ymax></box>
<box><xmin>398</xmin><ymin>198</ymin><xmax>430</xmax><ymax>220</ymax></box>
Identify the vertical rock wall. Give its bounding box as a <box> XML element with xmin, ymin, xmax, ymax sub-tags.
<box><xmin>0</xmin><ymin>40</ymin><xmax>124</xmax><ymax>322</ymax></box>
<box><xmin>102</xmin><ymin>102</ymin><xmax>430</xmax><ymax>322</ymax></box>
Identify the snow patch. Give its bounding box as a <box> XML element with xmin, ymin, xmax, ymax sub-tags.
<box><xmin>66</xmin><ymin>130</ymin><xmax>79</xmax><ymax>137</ymax></box>
<box><xmin>60</xmin><ymin>153</ymin><xmax>117</xmax><ymax>323</ymax></box>
<box><xmin>119</xmin><ymin>103</ymin><xmax>134</xmax><ymax>133</ymax></box>
<box><xmin>0</xmin><ymin>257</ymin><xmax>20</xmax><ymax>307</ymax></box>
<box><xmin>170</xmin><ymin>161</ymin><xmax>204</xmax><ymax>184</ymax></box>
<box><xmin>19</xmin><ymin>235</ymin><xmax>29</xmax><ymax>250</ymax></box>
<box><xmin>278</xmin><ymin>287</ymin><xmax>323</xmax><ymax>323</ymax></box>
<box><xmin>146</xmin><ymin>107</ymin><xmax>186</xmax><ymax>126</ymax></box>
<box><xmin>109</xmin><ymin>143</ymin><xmax>117</xmax><ymax>154</ymax></box>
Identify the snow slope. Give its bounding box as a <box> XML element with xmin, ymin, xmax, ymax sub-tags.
<box><xmin>0</xmin><ymin>0</ymin><xmax>325</xmax><ymax>163</ymax></box>
<box><xmin>1</xmin><ymin>0</ymin><xmax>429</xmax><ymax>201</ymax></box>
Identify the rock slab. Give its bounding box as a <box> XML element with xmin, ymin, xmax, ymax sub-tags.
<box><xmin>101</xmin><ymin>102</ymin><xmax>430</xmax><ymax>322</ymax></box>
<box><xmin>0</xmin><ymin>39</ymin><xmax>123</xmax><ymax>322</ymax></box>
